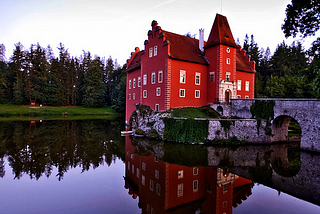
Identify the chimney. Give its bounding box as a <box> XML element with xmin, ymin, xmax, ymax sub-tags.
<box><xmin>199</xmin><ymin>28</ymin><xmax>204</xmax><ymax>52</ymax></box>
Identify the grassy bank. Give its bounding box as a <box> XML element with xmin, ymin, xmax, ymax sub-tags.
<box><xmin>0</xmin><ymin>104</ymin><xmax>119</xmax><ymax>120</ymax></box>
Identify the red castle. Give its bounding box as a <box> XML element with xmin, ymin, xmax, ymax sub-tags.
<box><xmin>126</xmin><ymin>14</ymin><xmax>255</xmax><ymax>123</ymax></box>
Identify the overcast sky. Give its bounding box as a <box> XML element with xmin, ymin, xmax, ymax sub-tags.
<box><xmin>0</xmin><ymin>0</ymin><xmax>316</xmax><ymax>65</ymax></box>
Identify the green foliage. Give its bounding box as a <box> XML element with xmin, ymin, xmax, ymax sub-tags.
<box><xmin>250</xmin><ymin>100</ymin><xmax>275</xmax><ymax>134</ymax></box>
<box><xmin>169</xmin><ymin>106</ymin><xmax>220</xmax><ymax>118</ymax></box>
<box><xmin>219</xmin><ymin>120</ymin><xmax>233</xmax><ymax>136</ymax></box>
<box><xmin>82</xmin><ymin>66</ymin><xmax>105</xmax><ymax>107</ymax></box>
<box><xmin>163</xmin><ymin>118</ymin><xmax>209</xmax><ymax>143</ymax></box>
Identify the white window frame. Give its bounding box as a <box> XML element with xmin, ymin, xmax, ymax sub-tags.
<box><xmin>142</xmin><ymin>175</ymin><xmax>145</xmax><ymax>185</ymax></box>
<box><xmin>237</xmin><ymin>80</ymin><xmax>241</xmax><ymax>90</ymax></box>
<box><xmin>226</xmin><ymin>58</ymin><xmax>230</xmax><ymax>64</ymax></box>
<box><xmin>136</xmin><ymin>168</ymin><xmax>139</xmax><ymax>178</ymax></box>
<box><xmin>237</xmin><ymin>95</ymin><xmax>241</xmax><ymax>99</ymax></box>
<box><xmin>180</xmin><ymin>70</ymin><xmax>186</xmax><ymax>83</ymax></box>
<box><xmin>143</xmin><ymin>74</ymin><xmax>147</xmax><ymax>85</ymax></box>
<box><xmin>245</xmin><ymin>81</ymin><xmax>249</xmax><ymax>91</ymax></box>
<box><xmin>193</xmin><ymin>167</ymin><xmax>198</xmax><ymax>175</ymax></box>
<box><xmin>155</xmin><ymin>170</ymin><xmax>159</xmax><ymax>179</ymax></box>
<box><xmin>195</xmin><ymin>72</ymin><xmax>200</xmax><ymax>85</ymax></box>
<box><xmin>158</xmin><ymin>70</ymin><xmax>163</xmax><ymax>83</ymax></box>
<box><xmin>149</xmin><ymin>47</ymin><xmax>153</xmax><ymax>58</ymax></box>
<box><xmin>155</xmin><ymin>104</ymin><xmax>159</xmax><ymax>111</ymax></box>
<box><xmin>178</xmin><ymin>170</ymin><xmax>184</xmax><ymax>179</ymax></box>
<box><xmin>133</xmin><ymin>78</ymin><xmax>136</xmax><ymax>88</ymax></box>
<box><xmin>245</xmin><ymin>95</ymin><xmax>249</xmax><ymax>99</ymax></box>
<box><xmin>154</xmin><ymin>46</ymin><xmax>157</xmax><ymax>56</ymax></box>
<box><xmin>143</xmin><ymin>90</ymin><xmax>147</xmax><ymax>98</ymax></box>
<box><xmin>226</xmin><ymin>72</ymin><xmax>231</xmax><ymax>82</ymax></box>
<box><xmin>129</xmin><ymin>80</ymin><xmax>131</xmax><ymax>89</ymax></box>
<box><xmin>133</xmin><ymin>93</ymin><xmax>135</xmax><ymax>100</ymax></box>
<box><xmin>177</xmin><ymin>184</ymin><xmax>183</xmax><ymax>197</ymax></box>
<box><xmin>138</xmin><ymin>76</ymin><xmax>141</xmax><ymax>87</ymax></box>
<box><xmin>193</xmin><ymin>180</ymin><xmax>198</xmax><ymax>192</ymax></box>
<box><xmin>156</xmin><ymin>183</ymin><xmax>161</xmax><ymax>196</ymax></box>
<box><xmin>151</xmin><ymin>72</ymin><xmax>156</xmax><ymax>84</ymax></box>
<box><xmin>128</xmin><ymin>94</ymin><xmax>131</xmax><ymax>100</ymax></box>
<box><xmin>209</xmin><ymin>72</ymin><xmax>215</xmax><ymax>82</ymax></box>
<box><xmin>195</xmin><ymin>90</ymin><xmax>200</xmax><ymax>98</ymax></box>
<box><xmin>179</xmin><ymin>89</ymin><xmax>185</xmax><ymax>97</ymax></box>
<box><xmin>156</xmin><ymin>87</ymin><xmax>161</xmax><ymax>96</ymax></box>
<box><xmin>226</xmin><ymin>47</ymin><xmax>230</xmax><ymax>53</ymax></box>
<box><xmin>150</xmin><ymin>179</ymin><xmax>154</xmax><ymax>191</ymax></box>
<box><xmin>142</xmin><ymin>162</ymin><xmax>146</xmax><ymax>171</ymax></box>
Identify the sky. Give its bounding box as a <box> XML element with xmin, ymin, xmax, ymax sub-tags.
<box><xmin>0</xmin><ymin>0</ymin><xmax>316</xmax><ymax>65</ymax></box>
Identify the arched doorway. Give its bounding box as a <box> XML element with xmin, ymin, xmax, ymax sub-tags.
<box><xmin>225</xmin><ymin>90</ymin><xmax>231</xmax><ymax>103</ymax></box>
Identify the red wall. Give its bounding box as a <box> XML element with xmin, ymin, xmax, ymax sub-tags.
<box><xmin>170</xmin><ymin>60</ymin><xmax>208</xmax><ymax>109</ymax></box>
<box><xmin>236</xmin><ymin>70</ymin><xmax>255</xmax><ymax>99</ymax></box>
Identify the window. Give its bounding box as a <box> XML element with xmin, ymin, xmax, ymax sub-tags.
<box><xmin>143</xmin><ymin>74</ymin><xmax>147</xmax><ymax>85</ymax></box>
<box><xmin>156</xmin><ymin>87</ymin><xmax>161</xmax><ymax>96</ymax></box>
<box><xmin>155</xmin><ymin>170</ymin><xmax>159</xmax><ymax>179</ymax></box>
<box><xmin>237</xmin><ymin>80</ymin><xmax>241</xmax><ymax>90</ymax></box>
<box><xmin>223</xmin><ymin>184</ymin><xmax>228</xmax><ymax>192</ymax></box>
<box><xmin>193</xmin><ymin>180</ymin><xmax>198</xmax><ymax>192</ymax></box>
<box><xmin>210</xmin><ymin>72</ymin><xmax>215</xmax><ymax>82</ymax></box>
<box><xmin>177</xmin><ymin>184</ymin><xmax>183</xmax><ymax>197</ymax></box>
<box><xmin>142</xmin><ymin>162</ymin><xmax>146</xmax><ymax>171</ymax></box>
<box><xmin>178</xmin><ymin>170</ymin><xmax>183</xmax><ymax>179</ymax></box>
<box><xmin>226</xmin><ymin>58</ymin><xmax>230</xmax><ymax>64</ymax></box>
<box><xmin>156</xmin><ymin>184</ymin><xmax>161</xmax><ymax>196</ymax></box>
<box><xmin>150</xmin><ymin>179</ymin><xmax>154</xmax><ymax>191</ymax></box>
<box><xmin>133</xmin><ymin>78</ymin><xmax>136</xmax><ymax>88</ymax></box>
<box><xmin>136</xmin><ymin>168</ymin><xmax>140</xmax><ymax>178</ymax></box>
<box><xmin>180</xmin><ymin>70</ymin><xmax>186</xmax><ymax>83</ymax></box>
<box><xmin>151</xmin><ymin>72</ymin><xmax>155</xmax><ymax>84</ymax></box>
<box><xmin>132</xmin><ymin>164</ymin><xmax>134</xmax><ymax>174</ymax></box>
<box><xmin>195</xmin><ymin>72</ymin><xmax>200</xmax><ymax>85</ymax></box>
<box><xmin>133</xmin><ymin>93</ymin><xmax>135</xmax><ymax>100</ymax></box>
<box><xmin>154</xmin><ymin>46</ymin><xmax>157</xmax><ymax>56</ymax></box>
<box><xmin>149</xmin><ymin>47</ymin><xmax>153</xmax><ymax>58</ymax></box>
<box><xmin>226</xmin><ymin>72</ymin><xmax>230</xmax><ymax>82</ymax></box>
<box><xmin>226</xmin><ymin>47</ymin><xmax>230</xmax><ymax>53</ymax></box>
<box><xmin>158</xmin><ymin>70</ymin><xmax>163</xmax><ymax>83</ymax></box>
<box><xmin>142</xmin><ymin>175</ymin><xmax>145</xmax><ymax>185</ymax></box>
<box><xmin>237</xmin><ymin>95</ymin><xmax>241</xmax><ymax>99</ymax></box>
<box><xmin>245</xmin><ymin>96</ymin><xmax>249</xmax><ymax>99</ymax></box>
<box><xmin>195</xmin><ymin>90</ymin><xmax>200</xmax><ymax>98</ymax></box>
<box><xmin>179</xmin><ymin>89</ymin><xmax>185</xmax><ymax>97</ymax></box>
<box><xmin>193</xmin><ymin>167</ymin><xmax>198</xmax><ymax>175</ymax></box>
<box><xmin>245</xmin><ymin>81</ymin><xmax>249</xmax><ymax>91</ymax></box>
<box><xmin>128</xmin><ymin>162</ymin><xmax>130</xmax><ymax>170</ymax></box>
<box><xmin>138</xmin><ymin>76</ymin><xmax>141</xmax><ymax>87</ymax></box>
<box><xmin>143</xmin><ymin>90</ymin><xmax>147</xmax><ymax>98</ymax></box>
<box><xmin>155</xmin><ymin>104</ymin><xmax>159</xmax><ymax>111</ymax></box>
<box><xmin>129</xmin><ymin>80</ymin><xmax>131</xmax><ymax>89</ymax></box>
<box><xmin>128</xmin><ymin>94</ymin><xmax>131</xmax><ymax>100</ymax></box>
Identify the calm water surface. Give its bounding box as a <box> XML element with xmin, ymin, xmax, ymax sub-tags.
<box><xmin>0</xmin><ymin>119</ymin><xmax>319</xmax><ymax>214</ymax></box>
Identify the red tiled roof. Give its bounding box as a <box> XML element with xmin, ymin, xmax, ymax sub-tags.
<box><xmin>162</xmin><ymin>31</ymin><xmax>208</xmax><ymax>65</ymax></box>
<box><xmin>126</xmin><ymin>51</ymin><xmax>143</xmax><ymax>72</ymax></box>
<box><xmin>205</xmin><ymin>14</ymin><xmax>238</xmax><ymax>49</ymax></box>
<box><xmin>236</xmin><ymin>49</ymin><xmax>255</xmax><ymax>73</ymax></box>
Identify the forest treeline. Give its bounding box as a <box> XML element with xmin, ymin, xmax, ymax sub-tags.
<box><xmin>0</xmin><ymin>43</ymin><xmax>126</xmax><ymax>112</ymax></box>
<box><xmin>239</xmin><ymin>34</ymin><xmax>319</xmax><ymax>98</ymax></box>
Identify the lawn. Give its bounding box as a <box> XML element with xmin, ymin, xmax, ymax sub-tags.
<box><xmin>0</xmin><ymin>104</ymin><xmax>119</xmax><ymax>120</ymax></box>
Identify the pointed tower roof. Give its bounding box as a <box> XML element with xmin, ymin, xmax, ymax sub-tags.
<box><xmin>204</xmin><ymin>14</ymin><xmax>238</xmax><ymax>49</ymax></box>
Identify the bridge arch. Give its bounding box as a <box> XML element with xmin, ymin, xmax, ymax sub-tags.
<box><xmin>271</xmin><ymin>115</ymin><xmax>301</xmax><ymax>142</ymax></box>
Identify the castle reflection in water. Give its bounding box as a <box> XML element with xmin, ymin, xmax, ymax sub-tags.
<box><xmin>124</xmin><ymin>136</ymin><xmax>253</xmax><ymax>214</ymax></box>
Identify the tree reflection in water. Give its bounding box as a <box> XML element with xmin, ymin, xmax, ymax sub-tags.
<box><xmin>0</xmin><ymin>119</ymin><xmax>125</xmax><ymax>180</ymax></box>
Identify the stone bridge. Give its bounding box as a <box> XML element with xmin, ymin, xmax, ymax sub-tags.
<box><xmin>218</xmin><ymin>98</ymin><xmax>320</xmax><ymax>152</ymax></box>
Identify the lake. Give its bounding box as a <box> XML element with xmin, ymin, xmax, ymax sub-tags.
<box><xmin>0</xmin><ymin>119</ymin><xmax>319</xmax><ymax>214</ymax></box>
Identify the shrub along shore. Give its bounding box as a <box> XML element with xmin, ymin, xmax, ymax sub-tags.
<box><xmin>0</xmin><ymin>104</ymin><xmax>119</xmax><ymax>121</ymax></box>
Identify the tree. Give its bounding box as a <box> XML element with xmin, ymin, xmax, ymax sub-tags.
<box><xmin>282</xmin><ymin>0</ymin><xmax>320</xmax><ymax>38</ymax></box>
